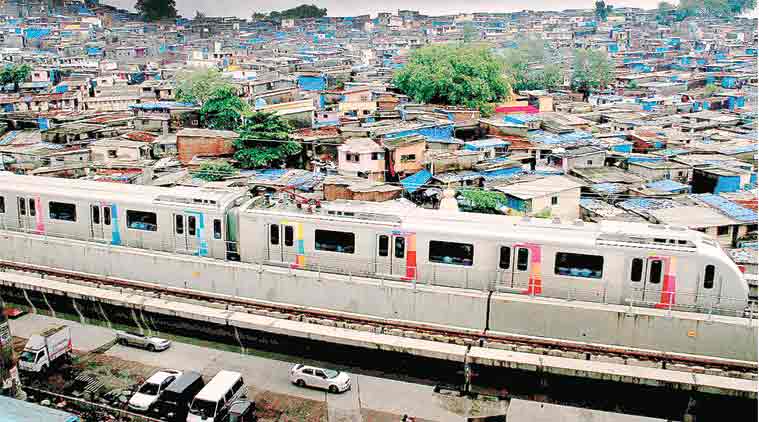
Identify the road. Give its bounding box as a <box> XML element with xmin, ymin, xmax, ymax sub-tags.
<box><xmin>9</xmin><ymin>314</ymin><xmax>500</xmax><ymax>422</ymax></box>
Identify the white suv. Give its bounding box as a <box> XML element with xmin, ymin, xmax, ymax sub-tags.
<box><xmin>289</xmin><ymin>364</ymin><xmax>351</xmax><ymax>393</ymax></box>
<box><xmin>128</xmin><ymin>369</ymin><xmax>182</xmax><ymax>412</ymax></box>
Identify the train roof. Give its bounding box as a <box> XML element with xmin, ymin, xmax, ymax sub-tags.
<box><xmin>243</xmin><ymin>197</ymin><xmax>710</xmax><ymax>250</ymax></box>
<box><xmin>0</xmin><ymin>172</ymin><xmax>247</xmax><ymax>209</ymax></box>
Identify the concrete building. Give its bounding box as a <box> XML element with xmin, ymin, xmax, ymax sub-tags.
<box><xmin>337</xmin><ymin>137</ymin><xmax>386</xmax><ymax>181</ymax></box>
<box><xmin>494</xmin><ymin>175</ymin><xmax>583</xmax><ymax>220</ymax></box>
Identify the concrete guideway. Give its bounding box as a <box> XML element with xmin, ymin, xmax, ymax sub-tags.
<box><xmin>1</xmin><ymin>271</ymin><xmax>755</xmax><ymax>399</ymax></box>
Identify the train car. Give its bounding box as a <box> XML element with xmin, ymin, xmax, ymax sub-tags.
<box><xmin>0</xmin><ymin>172</ymin><xmax>248</xmax><ymax>260</ymax></box>
<box><xmin>238</xmin><ymin>196</ymin><xmax>749</xmax><ymax>313</ymax></box>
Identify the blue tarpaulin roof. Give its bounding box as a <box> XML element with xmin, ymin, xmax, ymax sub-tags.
<box><xmin>692</xmin><ymin>194</ymin><xmax>758</xmax><ymax>222</ymax></box>
<box><xmin>646</xmin><ymin>179</ymin><xmax>690</xmax><ymax>192</ymax></box>
<box><xmin>401</xmin><ymin>169</ymin><xmax>432</xmax><ymax>193</ymax></box>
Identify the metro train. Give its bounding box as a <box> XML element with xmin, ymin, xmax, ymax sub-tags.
<box><xmin>0</xmin><ymin>172</ymin><xmax>749</xmax><ymax>314</ymax></box>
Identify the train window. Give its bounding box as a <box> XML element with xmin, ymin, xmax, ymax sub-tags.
<box><xmin>649</xmin><ymin>260</ymin><xmax>662</xmax><ymax>284</ymax></box>
<box><xmin>92</xmin><ymin>206</ymin><xmax>100</xmax><ymax>224</ymax></box>
<box><xmin>517</xmin><ymin>248</ymin><xmax>529</xmax><ymax>271</ymax></box>
<box><xmin>555</xmin><ymin>252</ymin><xmax>603</xmax><ymax>279</ymax></box>
<box><xmin>315</xmin><ymin>230</ymin><xmax>355</xmax><ymax>254</ymax></box>
<box><xmin>126</xmin><ymin>210</ymin><xmax>157</xmax><ymax>231</ymax></box>
<box><xmin>188</xmin><ymin>216</ymin><xmax>197</xmax><ymax>236</ymax></box>
<box><xmin>499</xmin><ymin>247</ymin><xmax>511</xmax><ymax>270</ymax></box>
<box><xmin>395</xmin><ymin>237</ymin><xmax>405</xmax><ymax>258</ymax></box>
<box><xmin>429</xmin><ymin>241</ymin><xmax>473</xmax><ymax>266</ymax></box>
<box><xmin>28</xmin><ymin>199</ymin><xmax>35</xmax><ymax>216</ymax></box>
<box><xmin>49</xmin><ymin>201</ymin><xmax>76</xmax><ymax>222</ymax></box>
<box><xmin>630</xmin><ymin>258</ymin><xmax>643</xmax><ymax>282</ymax></box>
<box><xmin>18</xmin><ymin>198</ymin><xmax>25</xmax><ymax>215</ymax></box>
<box><xmin>378</xmin><ymin>235</ymin><xmax>389</xmax><ymax>257</ymax></box>
<box><xmin>285</xmin><ymin>226</ymin><xmax>294</xmax><ymax>246</ymax></box>
<box><xmin>717</xmin><ymin>226</ymin><xmax>730</xmax><ymax>236</ymax></box>
<box><xmin>654</xmin><ymin>238</ymin><xmax>666</xmax><ymax>243</ymax></box>
<box><xmin>704</xmin><ymin>265</ymin><xmax>715</xmax><ymax>289</ymax></box>
<box><xmin>175</xmin><ymin>215</ymin><xmax>184</xmax><ymax>234</ymax></box>
<box><xmin>0</xmin><ymin>196</ymin><xmax>4</xmax><ymax>213</ymax></box>
<box><xmin>270</xmin><ymin>225</ymin><xmax>279</xmax><ymax>245</ymax></box>
<box><xmin>213</xmin><ymin>219</ymin><xmax>222</xmax><ymax>240</ymax></box>
<box><xmin>103</xmin><ymin>207</ymin><xmax>111</xmax><ymax>226</ymax></box>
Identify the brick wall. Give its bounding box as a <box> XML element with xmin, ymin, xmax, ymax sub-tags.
<box><xmin>176</xmin><ymin>135</ymin><xmax>235</xmax><ymax>164</ymax></box>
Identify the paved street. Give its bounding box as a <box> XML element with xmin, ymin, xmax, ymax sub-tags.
<box><xmin>10</xmin><ymin>314</ymin><xmax>469</xmax><ymax>422</ymax></box>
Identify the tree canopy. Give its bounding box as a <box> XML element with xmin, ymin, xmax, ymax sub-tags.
<box><xmin>233</xmin><ymin>112</ymin><xmax>302</xmax><ymax>168</ymax></box>
<box><xmin>669</xmin><ymin>0</ymin><xmax>755</xmax><ymax>20</ymax></box>
<box><xmin>175</xmin><ymin>68</ymin><xmax>233</xmax><ymax>105</ymax></box>
<box><xmin>501</xmin><ymin>41</ymin><xmax>564</xmax><ymax>92</ymax></box>
<box><xmin>199</xmin><ymin>86</ymin><xmax>250</xmax><ymax>130</ymax></box>
<box><xmin>595</xmin><ymin>0</ymin><xmax>612</xmax><ymax>20</ymax></box>
<box><xmin>458</xmin><ymin>189</ymin><xmax>507</xmax><ymax>214</ymax></box>
<box><xmin>135</xmin><ymin>0</ymin><xmax>177</xmax><ymax>21</ymax></box>
<box><xmin>392</xmin><ymin>45</ymin><xmax>510</xmax><ymax>115</ymax></box>
<box><xmin>196</xmin><ymin>161</ymin><xmax>238</xmax><ymax>181</ymax></box>
<box><xmin>571</xmin><ymin>49</ymin><xmax>614</xmax><ymax>97</ymax></box>
<box><xmin>269</xmin><ymin>4</ymin><xmax>327</xmax><ymax>20</ymax></box>
<box><xmin>0</xmin><ymin>64</ymin><xmax>30</xmax><ymax>91</ymax></box>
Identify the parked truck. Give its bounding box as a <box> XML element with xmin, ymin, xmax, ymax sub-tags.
<box><xmin>18</xmin><ymin>325</ymin><xmax>72</xmax><ymax>373</ymax></box>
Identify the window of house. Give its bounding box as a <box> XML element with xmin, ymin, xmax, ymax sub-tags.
<box><xmin>428</xmin><ymin>241</ymin><xmax>473</xmax><ymax>266</ymax></box>
<box><xmin>371</xmin><ymin>152</ymin><xmax>384</xmax><ymax>160</ymax></box>
<box><xmin>630</xmin><ymin>258</ymin><xmax>643</xmax><ymax>282</ymax></box>
<box><xmin>285</xmin><ymin>225</ymin><xmax>294</xmax><ymax>247</ymax></box>
<box><xmin>555</xmin><ymin>252</ymin><xmax>604</xmax><ymax>279</ymax></box>
<box><xmin>394</xmin><ymin>237</ymin><xmax>405</xmax><ymax>258</ymax></box>
<box><xmin>587</xmin><ymin>159</ymin><xmax>593</xmax><ymax>165</ymax></box>
<box><xmin>49</xmin><ymin>201</ymin><xmax>76</xmax><ymax>222</ymax></box>
<box><xmin>126</xmin><ymin>210</ymin><xmax>157</xmax><ymax>231</ymax></box>
<box><xmin>213</xmin><ymin>219</ymin><xmax>222</xmax><ymax>240</ymax></box>
<box><xmin>378</xmin><ymin>235</ymin><xmax>389</xmax><ymax>257</ymax></box>
<box><xmin>315</xmin><ymin>229</ymin><xmax>355</xmax><ymax>254</ymax></box>
<box><xmin>175</xmin><ymin>215</ymin><xmax>184</xmax><ymax>234</ymax></box>
<box><xmin>400</xmin><ymin>154</ymin><xmax>416</xmax><ymax>162</ymax></box>
<box><xmin>551</xmin><ymin>196</ymin><xmax>558</xmax><ymax>206</ymax></box>
<box><xmin>107</xmin><ymin>149</ymin><xmax>117</xmax><ymax>158</ymax></box>
<box><xmin>499</xmin><ymin>246</ymin><xmax>511</xmax><ymax>269</ymax></box>
<box><xmin>704</xmin><ymin>265</ymin><xmax>715</xmax><ymax>289</ymax></box>
<box><xmin>270</xmin><ymin>225</ymin><xmax>279</xmax><ymax>245</ymax></box>
<box><xmin>717</xmin><ymin>226</ymin><xmax>730</xmax><ymax>236</ymax></box>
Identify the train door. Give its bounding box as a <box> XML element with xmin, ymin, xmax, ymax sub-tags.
<box><xmin>512</xmin><ymin>246</ymin><xmax>532</xmax><ymax>290</ymax></box>
<box><xmin>698</xmin><ymin>264</ymin><xmax>721</xmax><ymax>309</ymax></box>
<box><xmin>267</xmin><ymin>223</ymin><xmax>297</xmax><ymax>264</ymax></box>
<box><xmin>374</xmin><ymin>234</ymin><xmax>407</xmax><ymax>277</ymax></box>
<box><xmin>173</xmin><ymin>213</ymin><xmax>200</xmax><ymax>254</ymax></box>
<box><xmin>90</xmin><ymin>204</ymin><xmax>113</xmax><ymax>243</ymax></box>
<box><xmin>628</xmin><ymin>257</ymin><xmax>663</xmax><ymax>304</ymax></box>
<box><xmin>496</xmin><ymin>245</ymin><xmax>514</xmax><ymax>287</ymax></box>
<box><xmin>17</xmin><ymin>197</ymin><xmax>35</xmax><ymax>231</ymax></box>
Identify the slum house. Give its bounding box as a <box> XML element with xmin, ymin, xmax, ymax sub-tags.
<box><xmin>175</xmin><ymin>128</ymin><xmax>239</xmax><ymax>165</ymax></box>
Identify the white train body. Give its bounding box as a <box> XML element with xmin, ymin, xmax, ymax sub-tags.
<box><xmin>0</xmin><ymin>172</ymin><xmax>749</xmax><ymax>314</ymax></box>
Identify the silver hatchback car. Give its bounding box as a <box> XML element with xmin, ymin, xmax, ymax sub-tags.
<box><xmin>115</xmin><ymin>330</ymin><xmax>171</xmax><ymax>352</ymax></box>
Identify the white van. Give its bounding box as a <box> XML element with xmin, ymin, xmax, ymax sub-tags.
<box><xmin>187</xmin><ymin>370</ymin><xmax>246</xmax><ymax>422</ymax></box>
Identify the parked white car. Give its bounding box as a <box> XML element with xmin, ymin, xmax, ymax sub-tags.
<box><xmin>128</xmin><ymin>369</ymin><xmax>182</xmax><ymax>413</ymax></box>
<box><xmin>289</xmin><ymin>364</ymin><xmax>351</xmax><ymax>393</ymax></box>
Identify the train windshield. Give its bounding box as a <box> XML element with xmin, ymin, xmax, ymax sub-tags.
<box><xmin>189</xmin><ymin>399</ymin><xmax>217</xmax><ymax>418</ymax></box>
<box><xmin>138</xmin><ymin>382</ymin><xmax>160</xmax><ymax>396</ymax></box>
<box><xmin>19</xmin><ymin>351</ymin><xmax>38</xmax><ymax>363</ymax></box>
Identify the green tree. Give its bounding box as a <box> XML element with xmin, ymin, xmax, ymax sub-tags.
<box><xmin>595</xmin><ymin>0</ymin><xmax>609</xmax><ymax>20</ymax></box>
<box><xmin>656</xmin><ymin>1</ymin><xmax>677</xmax><ymax>21</ymax></box>
<box><xmin>626</xmin><ymin>79</ymin><xmax>639</xmax><ymax>89</ymax></box>
<box><xmin>0</xmin><ymin>64</ymin><xmax>30</xmax><ymax>92</ymax></box>
<box><xmin>233</xmin><ymin>112</ymin><xmax>302</xmax><ymax>168</ymax></box>
<box><xmin>501</xmin><ymin>41</ymin><xmax>563</xmax><ymax>92</ymax></box>
<box><xmin>175</xmin><ymin>68</ymin><xmax>233</xmax><ymax>105</ymax></box>
<box><xmin>541</xmin><ymin>64</ymin><xmax>563</xmax><ymax>90</ymax></box>
<box><xmin>196</xmin><ymin>161</ymin><xmax>238</xmax><ymax>181</ymax></box>
<box><xmin>571</xmin><ymin>49</ymin><xmax>614</xmax><ymax>98</ymax></box>
<box><xmin>676</xmin><ymin>0</ymin><xmax>754</xmax><ymax>18</ymax></box>
<box><xmin>135</xmin><ymin>0</ymin><xmax>177</xmax><ymax>21</ymax></box>
<box><xmin>270</xmin><ymin>4</ymin><xmax>327</xmax><ymax>20</ymax></box>
<box><xmin>458</xmin><ymin>189</ymin><xmax>507</xmax><ymax>214</ymax></box>
<box><xmin>200</xmin><ymin>86</ymin><xmax>249</xmax><ymax>130</ymax></box>
<box><xmin>392</xmin><ymin>45</ymin><xmax>510</xmax><ymax>114</ymax></box>
<box><xmin>704</xmin><ymin>83</ymin><xmax>719</xmax><ymax>96</ymax></box>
